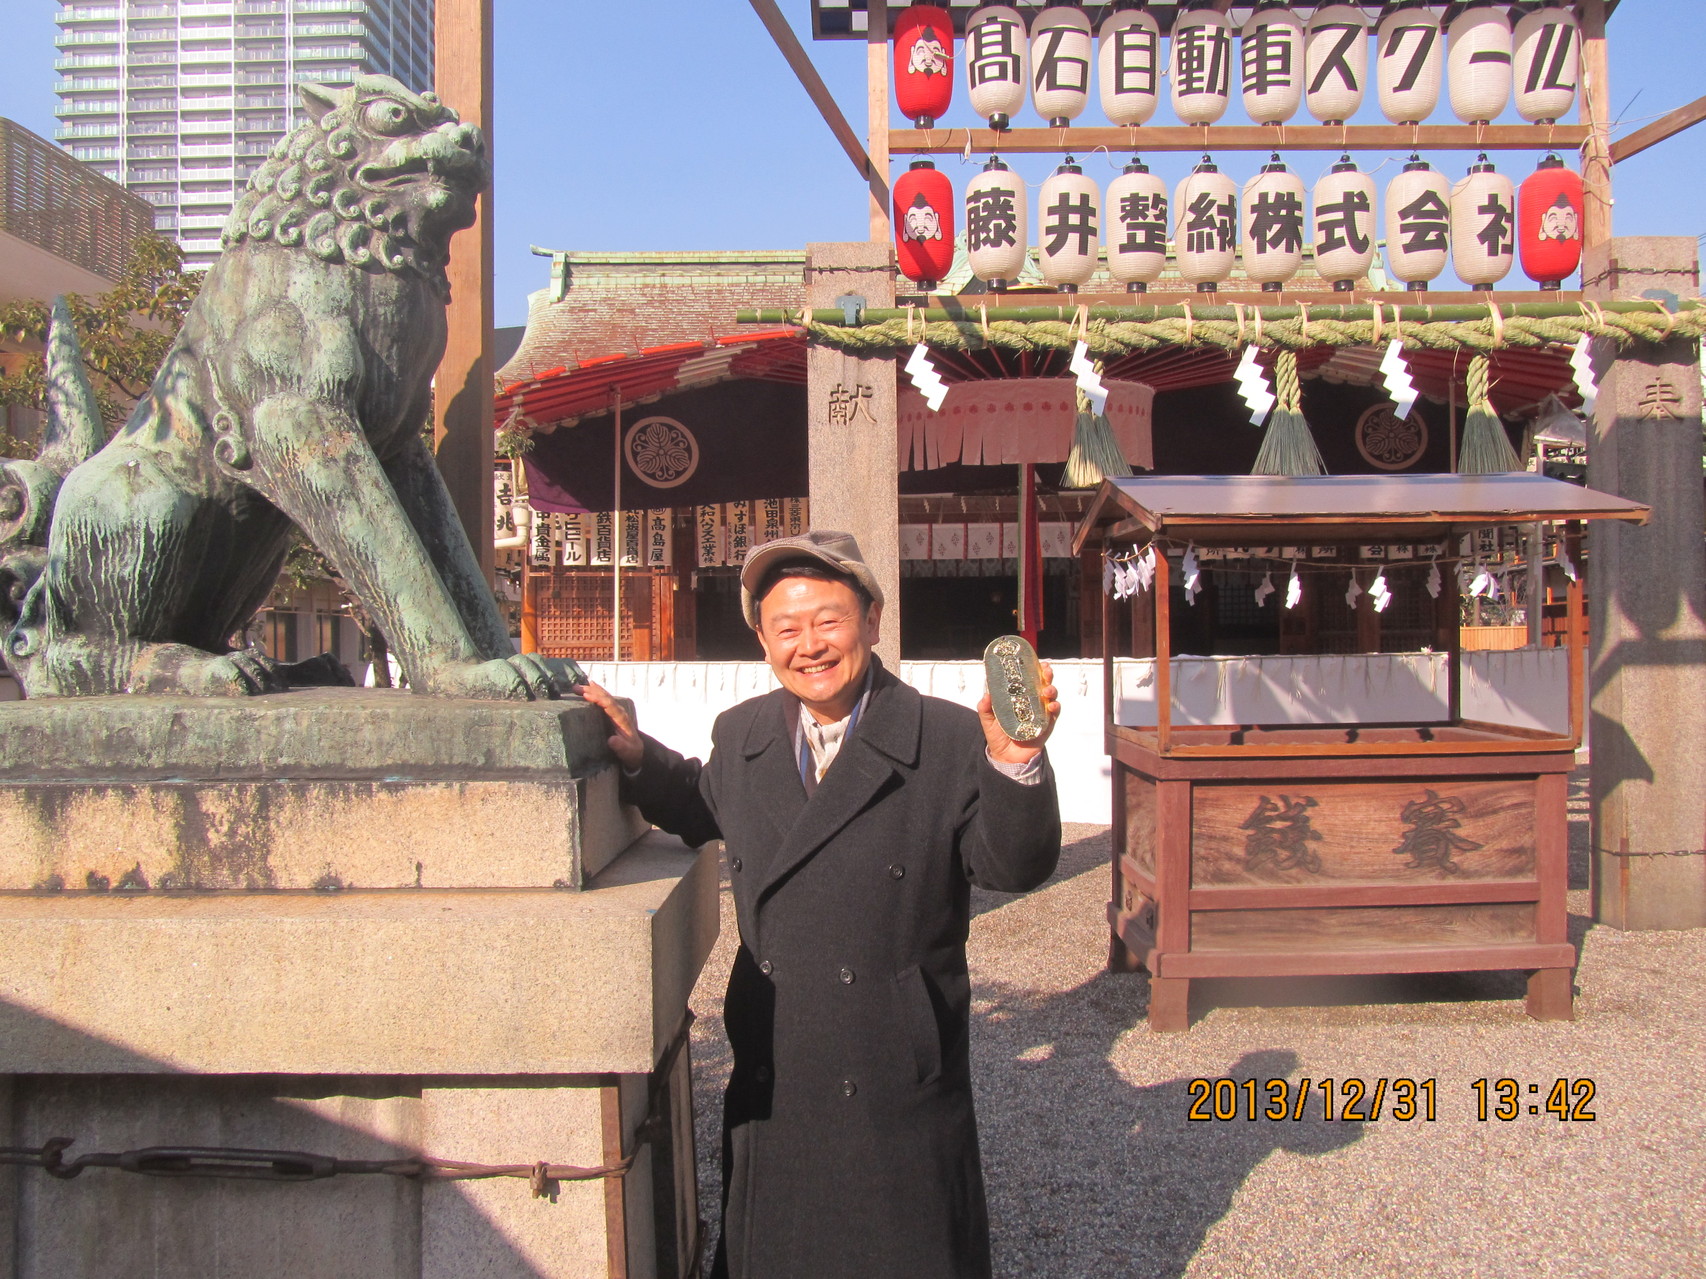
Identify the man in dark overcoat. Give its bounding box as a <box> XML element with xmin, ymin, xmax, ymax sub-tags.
<box><xmin>577</xmin><ymin>530</ymin><xmax>1061</xmax><ymax>1279</ymax></box>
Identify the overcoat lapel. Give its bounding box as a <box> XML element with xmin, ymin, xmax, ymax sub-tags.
<box><xmin>752</xmin><ymin>663</ymin><xmax>923</xmax><ymax>903</ymax></box>
<box><xmin>737</xmin><ymin>690</ymin><xmax>809</xmax><ymax>885</ymax></box>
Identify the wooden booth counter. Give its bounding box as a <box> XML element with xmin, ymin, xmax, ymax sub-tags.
<box><xmin>1076</xmin><ymin>475</ymin><xmax>1650</xmax><ymax>1032</ymax></box>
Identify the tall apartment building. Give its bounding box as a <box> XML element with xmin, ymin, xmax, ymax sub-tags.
<box><xmin>54</xmin><ymin>1</ymin><xmax>435</xmax><ymax>268</ymax></box>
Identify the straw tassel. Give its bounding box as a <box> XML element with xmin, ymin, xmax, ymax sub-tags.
<box><xmin>1063</xmin><ymin>371</ymin><xmax>1132</xmax><ymax>488</ymax></box>
<box><xmin>1455</xmin><ymin>353</ymin><xmax>1522</xmax><ymax>473</ymax></box>
<box><xmin>1251</xmin><ymin>348</ymin><xmax>1326</xmax><ymax>476</ymax></box>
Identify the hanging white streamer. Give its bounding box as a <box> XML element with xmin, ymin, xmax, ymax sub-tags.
<box><xmin>1369</xmin><ymin>569</ymin><xmax>1392</xmax><ymax>613</ymax></box>
<box><xmin>1285</xmin><ymin>562</ymin><xmax>1302</xmax><ymax>610</ymax></box>
<box><xmin>1135</xmin><ymin>546</ymin><xmax>1156</xmax><ymax>593</ymax></box>
<box><xmin>1345</xmin><ymin>573</ymin><xmax>1363</xmax><ymax>608</ymax></box>
<box><xmin>1426</xmin><ymin>560</ymin><xmax>1442</xmax><ymax>599</ymax></box>
<box><xmin>1069</xmin><ymin>340</ymin><xmax>1109</xmax><ymax>414</ymax></box>
<box><xmin>1569</xmin><ymin>333</ymin><xmax>1598</xmax><ymax>415</ymax></box>
<box><xmin>1469</xmin><ymin>562</ymin><xmax>1493</xmax><ymax>598</ymax></box>
<box><xmin>1254</xmin><ymin>571</ymin><xmax>1275</xmax><ymax>606</ymax></box>
<box><xmin>905</xmin><ymin>343</ymin><xmax>948</xmax><ymax>412</ymax></box>
<box><xmin>1233</xmin><ymin>344</ymin><xmax>1276</xmax><ymax>426</ymax></box>
<box><xmin>1102</xmin><ymin>556</ymin><xmax>1118</xmax><ymax>597</ymax></box>
<box><xmin>1182</xmin><ymin>544</ymin><xmax>1202</xmax><ymax>605</ymax></box>
<box><xmin>1379</xmin><ymin>339</ymin><xmax>1418</xmax><ymax>422</ymax></box>
<box><xmin>1559</xmin><ymin>542</ymin><xmax>1578</xmax><ymax>583</ymax></box>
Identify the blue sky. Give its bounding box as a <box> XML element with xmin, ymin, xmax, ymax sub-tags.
<box><xmin>2</xmin><ymin>2</ymin><xmax>1702</xmax><ymax>327</ymax></box>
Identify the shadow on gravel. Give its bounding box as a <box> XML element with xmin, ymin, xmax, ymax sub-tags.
<box><xmin>975</xmin><ymin>974</ymin><xmax>1363</xmax><ymax>1279</ymax></box>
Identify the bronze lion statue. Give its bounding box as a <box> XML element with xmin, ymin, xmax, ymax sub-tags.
<box><xmin>0</xmin><ymin>76</ymin><xmax>565</xmax><ymax>700</ymax></box>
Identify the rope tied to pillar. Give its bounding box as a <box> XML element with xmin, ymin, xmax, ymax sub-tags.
<box><xmin>1456</xmin><ymin>353</ymin><xmax>1524</xmax><ymax>473</ymax></box>
<box><xmin>1251</xmin><ymin>348</ymin><xmax>1326</xmax><ymax>477</ymax></box>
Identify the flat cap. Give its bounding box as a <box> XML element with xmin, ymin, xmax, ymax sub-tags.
<box><xmin>740</xmin><ymin>530</ymin><xmax>884</xmax><ymax>629</ymax></box>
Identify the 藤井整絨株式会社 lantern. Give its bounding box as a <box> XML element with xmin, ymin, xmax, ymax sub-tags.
<box><xmin>1448</xmin><ymin>4</ymin><xmax>1512</xmax><ymax>124</ymax></box>
<box><xmin>1519</xmin><ymin>154</ymin><xmax>1584</xmax><ymax>289</ymax></box>
<box><xmin>1099</xmin><ymin>7</ymin><xmax>1160</xmax><ymax>126</ymax></box>
<box><xmin>894</xmin><ymin>5</ymin><xmax>954</xmax><ymax>128</ymax></box>
<box><xmin>965</xmin><ymin>155</ymin><xmax>1027</xmax><ymax>290</ymax></box>
<box><xmin>1242</xmin><ymin>154</ymin><xmax>1306</xmax><ymax>291</ymax></box>
<box><xmin>894</xmin><ymin>159</ymin><xmax>955</xmax><ymax>289</ymax></box>
<box><xmin>1313</xmin><ymin>155</ymin><xmax>1376</xmax><ymax>291</ymax></box>
<box><xmin>1171</xmin><ymin>5</ymin><xmax>1233</xmax><ymax>125</ymax></box>
<box><xmin>1305</xmin><ymin>4</ymin><xmax>1368</xmax><ymax>124</ymax></box>
<box><xmin>1385</xmin><ymin>156</ymin><xmax>1451</xmax><ymax>290</ymax></box>
<box><xmin>1106</xmin><ymin>156</ymin><xmax>1168</xmax><ymax>292</ymax></box>
<box><xmin>1031</xmin><ymin>6</ymin><xmax>1092</xmax><ymax>127</ymax></box>
<box><xmin>1240</xmin><ymin>3</ymin><xmax>1303</xmax><ymax>125</ymax></box>
<box><xmin>1038</xmin><ymin>157</ymin><xmax>1100</xmax><ymax>292</ymax></box>
<box><xmin>1376</xmin><ymin>5</ymin><xmax>1442</xmax><ymax>125</ymax></box>
<box><xmin>965</xmin><ymin>5</ymin><xmax>1027</xmax><ymax>130</ymax></box>
<box><xmin>1451</xmin><ymin>155</ymin><xmax>1516</xmax><ymax>290</ymax></box>
<box><xmin>1514</xmin><ymin>5</ymin><xmax>1579</xmax><ymax>123</ymax></box>
<box><xmin>1175</xmin><ymin>156</ymin><xmax>1238</xmax><ymax>291</ymax></box>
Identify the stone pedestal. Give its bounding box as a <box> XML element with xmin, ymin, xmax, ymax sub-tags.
<box><xmin>1585</xmin><ymin>237</ymin><xmax>1706</xmax><ymax>931</ymax></box>
<box><xmin>0</xmin><ymin>691</ymin><xmax>719</xmax><ymax>1278</ymax></box>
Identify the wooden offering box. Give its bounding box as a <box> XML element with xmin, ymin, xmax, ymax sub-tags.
<box><xmin>1076</xmin><ymin>475</ymin><xmax>1649</xmax><ymax>1032</ymax></box>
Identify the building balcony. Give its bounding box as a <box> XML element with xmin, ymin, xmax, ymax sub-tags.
<box><xmin>54</xmin><ymin>123</ymin><xmax>120</xmax><ymax>140</ymax></box>
<box><xmin>59</xmin><ymin>98</ymin><xmax>121</xmax><ymax>114</ymax></box>
<box><xmin>55</xmin><ymin>54</ymin><xmax>119</xmax><ymax>70</ymax></box>
<box><xmin>127</xmin><ymin>121</ymin><xmax>178</xmax><ymax>136</ymax></box>
<box><xmin>56</xmin><ymin>7</ymin><xmax>123</xmax><ymax>20</ymax></box>
<box><xmin>56</xmin><ymin>30</ymin><xmax>121</xmax><ymax>46</ymax></box>
<box><xmin>129</xmin><ymin>50</ymin><xmax>177</xmax><ymax>64</ymax></box>
<box><xmin>126</xmin><ymin>30</ymin><xmax>178</xmax><ymax>45</ymax></box>
<box><xmin>235</xmin><ymin>1</ymin><xmax>285</xmax><ymax>13</ymax></box>
<box><xmin>57</xmin><ymin>77</ymin><xmax>120</xmax><ymax>93</ymax></box>
<box><xmin>296</xmin><ymin>0</ymin><xmax>366</xmax><ymax>12</ymax></box>
<box><xmin>69</xmin><ymin>145</ymin><xmax>122</xmax><ymax>161</ymax></box>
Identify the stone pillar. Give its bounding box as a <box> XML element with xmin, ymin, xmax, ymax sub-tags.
<box><xmin>804</xmin><ymin>242</ymin><xmax>900</xmax><ymax>667</ymax></box>
<box><xmin>1585</xmin><ymin>237</ymin><xmax>1706</xmax><ymax>930</ymax></box>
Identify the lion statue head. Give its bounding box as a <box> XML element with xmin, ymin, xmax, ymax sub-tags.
<box><xmin>223</xmin><ymin>75</ymin><xmax>487</xmax><ymax>289</ymax></box>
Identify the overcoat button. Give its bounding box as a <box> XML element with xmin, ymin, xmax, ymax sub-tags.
<box><xmin>731</xmin><ymin>857</ymin><xmax>743</xmax><ymax>872</ymax></box>
<box><xmin>888</xmin><ymin>864</ymin><xmax>905</xmax><ymax>879</ymax></box>
<box><xmin>755</xmin><ymin>1065</ymin><xmax>772</xmax><ymax>1084</ymax></box>
<box><xmin>841</xmin><ymin>1079</ymin><xmax>857</xmax><ymax>1098</ymax></box>
<box><xmin>839</xmin><ymin>966</ymin><xmax>855</xmax><ymax>984</ymax></box>
<box><xmin>758</xmin><ymin>959</ymin><xmax>773</xmax><ymax>975</ymax></box>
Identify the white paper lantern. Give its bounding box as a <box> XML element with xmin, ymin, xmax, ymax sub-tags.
<box><xmin>1241</xmin><ymin>156</ymin><xmax>1305</xmax><ymax>290</ymax></box>
<box><xmin>1031</xmin><ymin>6</ymin><xmax>1092</xmax><ymax>127</ymax></box>
<box><xmin>1312</xmin><ymin>156</ymin><xmax>1377</xmax><ymax>291</ymax></box>
<box><xmin>1305</xmin><ymin>4</ymin><xmax>1367</xmax><ymax>124</ymax></box>
<box><xmin>1514</xmin><ymin>6</ymin><xmax>1579</xmax><ymax>123</ymax></box>
<box><xmin>1038</xmin><ymin>158</ymin><xmax>1100</xmax><ymax>292</ymax></box>
<box><xmin>1170</xmin><ymin>7</ymin><xmax>1233</xmax><ymax>125</ymax></box>
<box><xmin>1240</xmin><ymin>5</ymin><xmax>1304</xmax><ymax>125</ymax></box>
<box><xmin>1375</xmin><ymin>6</ymin><xmax>1443</xmax><ymax>124</ymax></box>
<box><xmin>1451</xmin><ymin>155</ymin><xmax>1516</xmax><ymax>289</ymax></box>
<box><xmin>1385</xmin><ymin>157</ymin><xmax>1451</xmax><ymax>289</ymax></box>
<box><xmin>1448</xmin><ymin>5</ymin><xmax>1512</xmax><ymax>125</ymax></box>
<box><xmin>1098</xmin><ymin>8</ymin><xmax>1160</xmax><ymax>126</ymax></box>
<box><xmin>1174</xmin><ymin>158</ymin><xmax>1238</xmax><ymax>290</ymax></box>
<box><xmin>965</xmin><ymin>156</ymin><xmax>1028</xmax><ymax>290</ymax></box>
<box><xmin>1105</xmin><ymin>157</ymin><xmax>1168</xmax><ymax>291</ymax></box>
<box><xmin>965</xmin><ymin>5</ymin><xmax>1029</xmax><ymax>130</ymax></box>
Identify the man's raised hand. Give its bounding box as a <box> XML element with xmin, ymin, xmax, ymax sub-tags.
<box><xmin>575</xmin><ymin>681</ymin><xmax>645</xmax><ymax>771</ymax></box>
<box><xmin>978</xmin><ymin>659</ymin><xmax>1060</xmax><ymax>766</ymax></box>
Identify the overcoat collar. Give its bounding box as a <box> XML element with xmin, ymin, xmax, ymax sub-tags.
<box><xmin>740</xmin><ymin>657</ymin><xmax>922</xmax><ymax>902</ymax></box>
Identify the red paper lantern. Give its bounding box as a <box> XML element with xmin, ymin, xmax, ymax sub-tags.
<box><xmin>894</xmin><ymin>160</ymin><xmax>955</xmax><ymax>288</ymax></box>
<box><xmin>1518</xmin><ymin>154</ymin><xmax>1583</xmax><ymax>289</ymax></box>
<box><xmin>894</xmin><ymin>6</ymin><xmax>955</xmax><ymax>128</ymax></box>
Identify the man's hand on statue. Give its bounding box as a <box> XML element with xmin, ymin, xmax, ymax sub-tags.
<box><xmin>575</xmin><ymin>681</ymin><xmax>645</xmax><ymax>772</ymax></box>
<box><xmin>978</xmin><ymin>659</ymin><xmax>1059</xmax><ymax>765</ymax></box>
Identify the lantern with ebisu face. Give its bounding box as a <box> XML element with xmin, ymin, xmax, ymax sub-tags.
<box><xmin>1098</xmin><ymin>7</ymin><xmax>1160</xmax><ymax>127</ymax></box>
<box><xmin>894</xmin><ymin>159</ymin><xmax>955</xmax><ymax>291</ymax></box>
<box><xmin>1518</xmin><ymin>154</ymin><xmax>1584</xmax><ymax>290</ymax></box>
<box><xmin>1240</xmin><ymin>2</ymin><xmax>1304</xmax><ymax>126</ymax></box>
<box><xmin>893</xmin><ymin>5</ymin><xmax>955</xmax><ymax>129</ymax></box>
<box><xmin>1170</xmin><ymin>3</ymin><xmax>1234</xmax><ymax>126</ymax></box>
<box><xmin>1385</xmin><ymin>155</ymin><xmax>1451</xmax><ymax>291</ymax></box>
<box><xmin>1242</xmin><ymin>154</ymin><xmax>1306</xmax><ymax>292</ymax></box>
<box><xmin>1312</xmin><ymin>155</ymin><xmax>1377</xmax><ymax>292</ymax></box>
<box><xmin>1030</xmin><ymin>6</ymin><xmax>1093</xmax><ymax>128</ymax></box>
<box><xmin>1038</xmin><ymin>156</ymin><xmax>1100</xmax><ymax>293</ymax></box>
<box><xmin>1513</xmin><ymin>5</ymin><xmax>1580</xmax><ymax>124</ymax></box>
<box><xmin>1175</xmin><ymin>156</ymin><xmax>1238</xmax><ymax>292</ymax></box>
<box><xmin>1106</xmin><ymin>156</ymin><xmax>1168</xmax><ymax>293</ymax></box>
<box><xmin>1451</xmin><ymin>154</ymin><xmax>1516</xmax><ymax>291</ymax></box>
<box><xmin>1447</xmin><ymin>4</ymin><xmax>1513</xmax><ymax>125</ymax></box>
<box><xmin>1375</xmin><ymin>2</ymin><xmax>1442</xmax><ymax>125</ymax></box>
<box><xmin>965</xmin><ymin>155</ymin><xmax>1027</xmax><ymax>291</ymax></box>
<box><xmin>965</xmin><ymin>5</ymin><xmax>1028</xmax><ymax>131</ymax></box>
<box><xmin>1304</xmin><ymin>4</ymin><xmax>1368</xmax><ymax>125</ymax></box>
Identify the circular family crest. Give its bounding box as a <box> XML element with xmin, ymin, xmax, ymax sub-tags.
<box><xmin>1355</xmin><ymin>404</ymin><xmax>1428</xmax><ymax>471</ymax></box>
<box><xmin>624</xmin><ymin>416</ymin><xmax>699</xmax><ymax>488</ymax></box>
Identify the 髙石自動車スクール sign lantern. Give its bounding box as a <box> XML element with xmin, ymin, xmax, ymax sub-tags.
<box><xmin>1304</xmin><ymin>4</ymin><xmax>1368</xmax><ymax>124</ymax></box>
<box><xmin>1038</xmin><ymin>157</ymin><xmax>1100</xmax><ymax>292</ymax></box>
<box><xmin>1518</xmin><ymin>154</ymin><xmax>1584</xmax><ymax>290</ymax></box>
<box><xmin>1448</xmin><ymin>5</ymin><xmax>1512</xmax><ymax>124</ymax></box>
<box><xmin>1451</xmin><ymin>155</ymin><xmax>1515</xmax><ymax>290</ymax></box>
<box><xmin>1242</xmin><ymin>155</ymin><xmax>1305</xmax><ymax>291</ymax></box>
<box><xmin>1375</xmin><ymin>4</ymin><xmax>1442</xmax><ymax>125</ymax></box>
<box><xmin>1106</xmin><ymin>156</ymin><xmax>1168</xmax><ymax>292</ymax></box>
<box><xmin>965</xmin><ymin>156</ymin><xmax>1027</xmax><ymax>290</ymax></box>
<box><xmin>1098</xmin><ymin>7</ymin><xmax>1160</xmax><ymax>126</ymax></box>
<box><xmin>1030</xmin><ymin>6</ymin><xmax>1092</xmax><ymax>127</ymax></box>
<box><xmin>1170</xmin><ymin>4</ymin><xmax>1233</xmax><ymax>125</ymax></box>
<box><xmin>1312</xmin><ymin>155</ymin><xmax>1376</xmax><ymax>291</ymax></box>
<box><xmin>965</xmin><ymin>5</ymin><xmax>1027</xmax><ymax>131</ymax></box>
<box><xmin>1385</xmin><ymin>156</ymin><xmax>1451</xmax><ymax>291</ymax></box>
<box><xmin>894</xmin><ymin>5</ymin><xmax>954</xmax><ymax>128</ymax></box>
<box><xmin>1513</xmin><ymin>5</ymin><xmax>1579</xmax><ymax>124</ymax></box>
<box><xmin>1175</xmin><ymin>156</ymin><xmax>1238</xmax><ymax>291</ymax></box>
<box><xmin>1240</xmin><ymin>3</ymin><xmax>1304</xmax><ymax>125</ymax></box>
<box><xmin>894</xmin><ymin>160</ymin><xmax>954</xmax><ymax>290</ymax></box>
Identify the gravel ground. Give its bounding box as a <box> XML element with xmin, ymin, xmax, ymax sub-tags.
<box><xmin>688</xmin><ymin>770</ymin><xmax>1706</xmax><ymax>1277</ymax></box>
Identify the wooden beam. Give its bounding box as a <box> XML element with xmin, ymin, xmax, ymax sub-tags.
<box><xmin>1610</xmin><ymin>93</ymin><xmax>1706</xmax><ymax>164</ymax></box>
<box><xmin>867</xmin><ymin>0</ymin><xmax>891</xmax><ymax>242</ymax></box>
<box><xmin>890</xmin><ymin>124</ymin><xmax>1591</xmax><ymax>155</ymax></box>
<box><xmin>1579</xmin><ymin>0</ymin><xmax>1612</xmax><ymax>247</ymax></box>
<box><xmin>746</xmin><ymin>0</ymin><xmax>887</xmax><ymax>213</ymax></box>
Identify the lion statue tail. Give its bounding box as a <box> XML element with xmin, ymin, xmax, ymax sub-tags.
<box><xmin>2</xmin><ymin>298</ymin><xmax>101</xmax><ymax>645</ymax></box>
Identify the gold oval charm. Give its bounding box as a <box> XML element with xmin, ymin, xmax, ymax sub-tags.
<box><xmin>984</xmin><ymin>634</ymin><xmax>1045</xmax><ymax>742</ymax></box>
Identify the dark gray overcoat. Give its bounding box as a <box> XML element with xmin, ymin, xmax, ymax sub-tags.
<box><xmin>623</xmin><ymin>658</ymin><xmax>1060</xmax><ymax>1279</ymax></box>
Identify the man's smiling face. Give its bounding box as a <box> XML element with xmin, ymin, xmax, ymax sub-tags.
<box><xmin>756</xmin><ymin>575</ymin><xmax>881</xmax><ymax>725</ymax></box>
